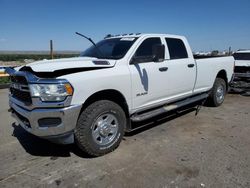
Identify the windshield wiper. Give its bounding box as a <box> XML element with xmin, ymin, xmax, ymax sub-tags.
<box><xmin>75</xmin><ymin>32</ymin><xmax>104</xmax><ymax>58</ymax></box>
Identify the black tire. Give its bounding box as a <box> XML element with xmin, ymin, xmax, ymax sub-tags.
<box><xmin>75</xmin><ymin>100</ymin><xmax>126</xmax><ymax>156</ymax></box>
<box><xmin>207</xmin><ymin>78</ymin><xmax>227</xmax><ymax>107</ymax></box>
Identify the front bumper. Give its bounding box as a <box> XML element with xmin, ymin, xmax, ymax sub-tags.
<box><xmin>9</xmin><ymin>98</ymin><xmax>82</xmax><ymax>143</ymax></box>
<box><xmin>230</xmin><ymin>81</ymin><xmax>250</xmax><ymax>91</ymax></box>
<box><xmin>230</xmin><ymin>73</ymin><xmax>250</xmax><ymax>91</ymax></box>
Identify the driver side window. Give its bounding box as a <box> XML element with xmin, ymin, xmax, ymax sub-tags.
<box><xmin>134</xmin><ymin>37</ymin><xmax>161</xmax><ymax>62</ymax></box>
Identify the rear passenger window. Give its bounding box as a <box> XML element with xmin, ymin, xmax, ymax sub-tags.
<box><xmin>165</xmin><ymin>38</ymin><xmax>188</xmax><ymax>59</ymax></box>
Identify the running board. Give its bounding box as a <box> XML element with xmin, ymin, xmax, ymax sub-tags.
<box><xmin>130</xmin><ymin>93</ymin><xmax>208</xmax><ymax>122</ymax></box>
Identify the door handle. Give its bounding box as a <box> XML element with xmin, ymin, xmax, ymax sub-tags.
<box><xmin>187</xmin><ymin>64</ymin><xmax>195</xmax><ymax>68</ymax></box>
<box><xmin>159</xmin><ymin>67</ymin><xmax>168</xmax><ymax>72</ymax></box>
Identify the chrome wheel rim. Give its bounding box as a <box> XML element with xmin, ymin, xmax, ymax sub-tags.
<box><xmin>216</xmin><ymin>85</ymin><xmax>225</xmax><ymax>104</ymax></box>
<box><xmin>91</xmin><ymin>113</ymin><xmax>118</xmax><ymax>146</ymax></box>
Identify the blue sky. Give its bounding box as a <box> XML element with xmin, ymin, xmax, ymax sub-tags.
<box><xmin>0</xmin><ymin>0</ymin><xmax>250</xmax><ymax>52</ymax></box>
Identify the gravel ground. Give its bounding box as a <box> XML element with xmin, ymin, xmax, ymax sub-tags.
<box><xmin>0</xmin><ymin>89</ymin><xmax>249</xmax><ymax>188</ymax></box>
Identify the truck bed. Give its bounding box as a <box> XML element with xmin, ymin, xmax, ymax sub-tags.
<box><xmin>193</xmin><ymin>56</ymin><xmax>234</xmax><ymax>94</ymax></box>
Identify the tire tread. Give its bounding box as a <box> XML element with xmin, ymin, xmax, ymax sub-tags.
<box><xmin>75</xmin><ymin>100</ymin><xmax>125</xmax><ymax>156</ymax></box>
<box><xmin>206</xmin><ymin>78</ymin><xmax>226</xmax><ymax>107</ymax></box>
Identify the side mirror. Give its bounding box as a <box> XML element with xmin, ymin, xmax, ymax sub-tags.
<box><xmin>130</xmin><ymin>56</ymin><xmax>153</xmax><ymax>64</ymax></box>
<box><xmin>152</xmin><ymin>44</ymin><xmax>165</xmax><ymax>62</ymax></box>
<box><xmin>130</xmin><ymin>56</ymin><xmax>140</xmax><ymax>64</ymax></box>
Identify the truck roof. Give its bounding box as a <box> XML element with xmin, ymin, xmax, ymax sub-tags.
<box><xmin>107</xmin><ymin>33</ymin><xmax>185</xmax><ymax>39</ymax></box>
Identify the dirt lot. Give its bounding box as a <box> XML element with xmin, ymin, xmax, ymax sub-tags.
<box><xmin>0</xmin><ymin>89</ymin><xmax>249</xmax><ymax>188</ymax></box>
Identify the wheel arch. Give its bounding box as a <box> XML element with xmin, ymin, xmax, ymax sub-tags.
<box><xmin>216</xmin><ymin>69</ymin><xmax>228</xmax><ymax>90</ymax></box>
<box><xmin>80</xmin><ymin>89</ymin><xmax>131</xmax><ymax>131</ymax></box>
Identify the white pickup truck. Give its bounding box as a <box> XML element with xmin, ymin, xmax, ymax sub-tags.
<box><xmin>7</xmin><ymin>33</ymin><xmax>234</xmax><ymax>156</ymax></box>
<box><xmin>230</xmin><ymin>50</ymin><xmax>250</xmax><ymax>91</ymax></box>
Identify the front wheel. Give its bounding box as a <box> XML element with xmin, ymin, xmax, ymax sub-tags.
<box><xmin>207</xmin><ymin>78</ymin><xmax>227</xmax><ymax>107</ymax></box>
<box><xmin>75</xmin><ymin>100</ymin><xmax>126</xmax><ymax>156</ymax></box>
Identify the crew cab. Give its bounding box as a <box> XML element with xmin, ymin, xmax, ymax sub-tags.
<box><xmin>230</xmin><ymin>50</ymin><xmax>250</xmax><ymax>91</ymax></box>
<box><xmin>7</xmin><ymin>33</ymin><xmax>234</xmax><ymax>156</ymax></box>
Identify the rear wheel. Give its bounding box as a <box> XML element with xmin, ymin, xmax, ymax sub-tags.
<box><xmin>75</xmin><ymin>100</ymin><xmax>126</xmax><ymax>156</ymax></box>
<box><xmin>207</xmin><ymin>78</ymin><xmax>227</xmax><ymax>107</ymax></box>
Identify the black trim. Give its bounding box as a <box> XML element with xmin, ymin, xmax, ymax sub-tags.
<box><xmin>92</xmin><ymin>60</ymin><xmax>110</xmax><ymax>65</ymax></box>
<box><xmin>159</xmin><ymin>67</ymin><xmax>168</xmax><ymax>72</ymax></box>
<box><xmin>234</xmin><ymin>66</ymin><xmax>250</xmax><ymax>73</ymax></box>
<box><xmin>20</xmin><ymin>66</ymin><xmax>112</xmax><ymax>78</ymax></box>
<box><xmin>41</xmin><ymin>131</ymin><xmax>74</xmax><ymax>144</ymax></box>
<box><xmin>188</xmin><ymin>64</ymin><xmax>195</xmax><ymax>68</ymax></box>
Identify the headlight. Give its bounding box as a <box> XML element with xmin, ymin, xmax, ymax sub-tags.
<box><xmin>29</xmin><ymin>83</ymin><xmax>73</xmax><ymax>102</ymax></box>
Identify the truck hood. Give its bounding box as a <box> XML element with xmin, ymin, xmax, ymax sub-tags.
<box><xmin>25</xmin><ymin>57</ymin><xmax>116</xmax><ymax>72</ymax></box>
<box><xmin>235</xmin><ymin>60</ymin><xmax>250</xmax><ymax>67</ymax></box>
<box><xmin>18</xmin><ymin>57</ymin><xmax>117</xmax><ymax>78</ymax></box>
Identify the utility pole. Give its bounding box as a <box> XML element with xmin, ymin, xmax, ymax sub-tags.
<box><xmin>228</xmin><ymin>46</ymin><xmax>231</xmax><ymax>56</ymax></box>
<box><xmin>50</xmin><ymin>40</ymin><xmax>53</xmax><ymax>59</ymax></box>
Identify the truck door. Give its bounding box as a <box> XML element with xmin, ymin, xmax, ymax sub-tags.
<box><xmin>162</xmin><ymin>37</ymin><xmax>196</xmax><ymax>100</ymax></box>
<box><xmin>129</xmin><ymin>37</ymin><xmax>170</xmax><ymax>110</ymax></box>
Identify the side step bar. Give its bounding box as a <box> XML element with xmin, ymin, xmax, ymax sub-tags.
<box><xmin>130</xmin><ymin>93</ymin><xmax>208</xmax><ymax>122</ymax></box>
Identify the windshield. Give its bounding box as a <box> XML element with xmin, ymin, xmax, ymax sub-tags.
<box><xmin>233</xmin><ymin>52</ymin><xmax>250</xmax><ymax>60</ymax></box>
<box><xmin>80</xmin><ymin>37</ymin><xmax>138</xmax><ymax>59</ymax></box>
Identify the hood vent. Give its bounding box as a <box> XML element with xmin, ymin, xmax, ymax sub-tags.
<box><xmin>93</xmin><ymin>61</ymin><xmax>110</xmax><ymax>65</ymax></box>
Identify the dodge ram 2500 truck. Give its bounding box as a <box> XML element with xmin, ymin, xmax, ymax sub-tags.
<box><xmin>7</xmin><ymin>33</ymin><xmax>234</xmax><ymax>156</ymax></box>
<box><xmin>230</xmin><ymin>50</ymin><xmax>250</xmax><ymax>91</ymax></box>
